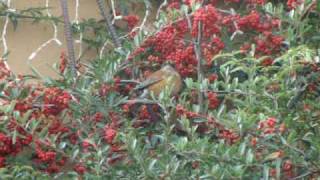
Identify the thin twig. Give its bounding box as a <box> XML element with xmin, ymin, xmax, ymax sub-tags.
<box><xmin>289</xmin><ymin>171</ymin><xmax>314</xmax><ymax>180</ymax></box>
<box><xmin>110</xmin><ymin>0</ymin><xmax>123</xmax><ymax>24</ymax></box>
<box><xmin>138</xmin><ymin>0</ymin><xmax>151</xmax><ymax>35</ymax></box>
<box><xmin>99</xmin><ymin>40</ymin><xmax>113</xmax><ymax>58</ymax></box>
<box><xmin>120</xmin><ymin>80</ymin><xmax>140</xmax><ymax>84</ymax></box>
<box><xmin>0</xmin><ymin>13</ymin><xmax>62</xmax><ymax>22</ymax></box>
<box><xmin>119</xmin><ymin>0</ymin><xmax>152</xmax><ymax>39</ymax></box>
<box><xmin>217</xmin><ymin>8</ymin><xmax>243</xmax><ymax>40</ymax></box>
<box><xmin>119</xmin><ymin>99</ymin><xmax>158</xmax><ymax>105</ymax></box>
<box><xmin>156</xmin><ymin>0</ymin><xmax>167</xmax><ymax>20</ymax></box>
<box><xmin>192</xmin><ymin>89</ymin><xmax>257</xmax><ymax>96</ymax></box>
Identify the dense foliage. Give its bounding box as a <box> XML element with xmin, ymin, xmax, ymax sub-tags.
<box><xmin>0</xmin><ymin>0</ymin><xmax>319</xmax><ymax>179</ymax></box>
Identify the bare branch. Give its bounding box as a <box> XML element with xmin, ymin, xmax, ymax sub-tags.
<box><xmin>185</xmin><ymin>8</ymin><xmax>205</xmax><ymax>114</ymax></box>
<box><xmin>118</xmin><ymin>0</ymin><xmax>152</xmax><ymax>40</ymax></box>
<box><xmin>195</xmin><ymin>21</ymin><xmax>205</xmax><ymax>114</ymax></box>
<box><xmin>96</xmin><ymin>0</ymin><xmax>122</xmax><ymax>48</ymax></box>
<box><xmin>156</xmin><ymin>0</ymin><xmax>167</xmax><ymax>20</ymax></box>
<box><xmin>60</xmin><ymin>0</ymin><xmax>77</xmax><ymax>78</ymax></box>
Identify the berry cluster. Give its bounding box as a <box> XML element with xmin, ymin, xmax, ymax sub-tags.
<box><xmin>42</xmin><ymin>87</ymin><xmax>72</xmax><ymax>116</ymax></box>
<box><xmin>246</xmin><ymin>0</ymin><xmax>266</xmax><ymax>5</ymax></box>
<box><xmin>0</xmin><ymin>131</ymin><xmax>32</xmax><ymax>167</ymax></box>
<box><xmin>175</xmin><ymin>104</ymin><xmax>239</xmax><ymax>143</ymax></box>
<box><xmin>207</xmin><ymin>91</ymin><xmax>220</xmax><ymax>109</ymax></box>
<box><xmin>258</xmin><ymin>117</ymin><xmax>276</xmax><ymax>133</ymax></box>
<box><xmin>104</xmin><ymin>125</ymin><xmax>117</xmax><ymax>144</ymax></box>
<box><xmin>123</xmin><ymin>15</ymin><xmax>140</xmax><ymax>30</ymax></box>
<box><xmin>33</xmin><ymin>141</ymin><xmax>70</xmax><ymax>174</ymax></box>
<box><xmin>191</xmin><ymin>5</ymin><xmax>221</xmax><ymax>38</ymax></box>
<box><xmin>130</xmin><ymin>1</ymin><xmax>285</xmax><ymax>82</ymax></box>
<box><xmin>287</xmin><ymin>0</ymin><xmax>303</xmax><ymax>9</ymax></box>
<box><xmin>59</xmin><ymin>51</ymin><xmax>67</xmax><ymax>73</ymax></box>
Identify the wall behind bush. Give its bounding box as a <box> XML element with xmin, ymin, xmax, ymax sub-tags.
<box><xmin>0</xmin><ymin>0</ymin><xmax>107</xmax><ymax>77</ymax></box>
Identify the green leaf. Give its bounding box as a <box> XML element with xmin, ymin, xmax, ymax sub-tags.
<box><xmin>239</xmin><ymin>143</ymin><xmax>246</xmax><ymax>156</ymax></box>
<box><xmin>175</xmin><ymin>137</ymin><xmax>188</xmax><ymax>151</ymax></box>
<box><xmin>12</xmin><ymin>130</ymin><xmax>17</xmax><ymax>144</ymax></box>
<box><xmin>263</xmin><ymin>165</ymin><xmax>270</xmax><ymax>180</ymax></box>
<box><xmin>133</xmin><ymin>33</ymin><xmax>140</xmax><ymax>47</ymax></box>
<box><xmin>317</xmin><ymin>1</ymin><xmax>320</xmax><ymax>12</ymax></box>
<box><xmin>246</xmin><ymin>149</ymin><xmax>254</xmax><ymax>164</ymax></box>
<box><xmin>28</xmin><ymin>65</ymin><xmax>44</xmax><ymax>80</ymax></box>
<box><xmin>264</xmin><ymin>152</ymin><xmax>281</xmax><ymax>162</ymax></box>
<box><xmin>184</xmin><ymin>78</ymin><xmax>194</xmax><ymax>88</ymax></box>
<box><xmin>131</xmin><ymin>138</ymin><xmax>137</xmax><ymax>151</ymax></box>
<box><xmin>20</xmin><ymin>110</ymin><xmax>33</xmax><ymax>124</ymax></box>
<box><xmin>9</xmin><ymin>15</ymin><xmax>18</xmax><ymax>31</ymax></box>
<box><xmin>148</xmin><ymin>159</ymin><xmax>157</xmax><ymax>171</ymax></box>
<box><xmin>72</xmin><ymin>149</ymin><xmax>80</xmax><ymax>160</ymax></box>
<box><xmin>38</xmin><ymin>126</ymin><xmax>48</xmax><ymax>138</ymax></box>
<box><xmin>5</xmin><ymin>100</ymin><xmax>16</xmax><ymax>113</ymax></box>
<box><xmin>276</xmin><ymin>159</ymin><xmax>282</xmax><ymax>179</ymax></box>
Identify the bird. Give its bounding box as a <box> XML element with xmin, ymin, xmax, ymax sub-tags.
<box><xmin>134</xmin><ymin>64</ymin><xmax>183</xmax><ymax>98</ymax></box>
<box><xmin>123</xmin><ymin>64</ymin><xmax>182</xmax><ymax>123</ymax></box>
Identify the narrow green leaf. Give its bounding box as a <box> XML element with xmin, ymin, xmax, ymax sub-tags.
<box><xmin>148</xmin><ymin>159</ymin><xmax>157</xmax><ymax>171</ymax></box>
<box><xmin>72</xmin><ymin>149</ymin><xmax>80</xmax><ymax>160</ymax></box>
<box><xmin>246</xmin><ymin>149</ymin><xmax>254</xmax><ymax>164</ymax></box>
<box><xmin>12</xmin><ymin>130</ymin><xmax>17</xmax><ymax>144</ymax></box>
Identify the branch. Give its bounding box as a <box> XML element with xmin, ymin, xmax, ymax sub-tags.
<box><xmin>289</xmin><ymin>171</ymin><xmax>315</xmax><ymax>180</ymax></box>
<box><xmin>60</xmin><ymin>0</ymin><xmax>77</xmax><ymax>79</ymax></box>
<box><xmin>185</xmin><ymin>8</ymin><xmax>205</xmax><ymax>114</ymax></box>
<box><xmin>110</xmin><ymin>0</ymin><xmax>123</xmax><ymax>24</ymax></box>
<box><xmin>156</xmin><ymin>0</ymin><xmax>167</xmax><ymax>20</ymax></box>
<box><xmin>118</xmin><ymin>0</ymin><xmax>152</xmax><ymax>40</ymax></box>
<box><xmin>96</xmin><ymin>0</ymin><xmax>122</xmax><ymax>48</ymax></box>
<box><xmin>195</xmin><ymin>21</ymin><xmax>205</xmax><ymax>114</ymax></box>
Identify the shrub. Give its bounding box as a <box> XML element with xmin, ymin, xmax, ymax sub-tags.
<box><xmin>0</xmin><ymin>0</ymin><xmax>319</xmax><ymax>179</ymax></box>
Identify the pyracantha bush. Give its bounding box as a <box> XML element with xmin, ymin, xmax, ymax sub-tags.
<box><xmin>0</xmin><ymin>0</ymin><xmax>319</xmax><ymax>179</ymax></box>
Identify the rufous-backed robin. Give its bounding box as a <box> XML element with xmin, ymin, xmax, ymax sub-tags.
<box><xmin>135</xmin><ymin>64</ymin><xmax>182</xmax><ymax>98</ymax></box>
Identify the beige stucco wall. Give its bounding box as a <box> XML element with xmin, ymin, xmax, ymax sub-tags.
<box><xmin>0</xmin><ymin>0</ymin><xmax>111</xmax><ymax>77</ymax></box>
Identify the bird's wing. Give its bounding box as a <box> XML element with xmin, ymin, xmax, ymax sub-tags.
<box><xmin>134</xmin><ymin>76</ymin><xmax>163</xmax><ymax>90</ymax></box>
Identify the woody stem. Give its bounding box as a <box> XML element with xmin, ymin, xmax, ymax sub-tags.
<box><xmin>185</xmin><ymin>9</ymin><xmax>205</xmax><ymax>115</ymax></box>
<box><xmin>96</xmin><ymin>0</ymin><xmax>122</xmax><ymax>48</ymax></box>
<box><xmin>60</xmin><ymin>0</ymin><xmax>77</xmax><ymax>79</ymax></box>
<box><xmin>195</xmin><ymin>21</ymin><xmax>205</xmax><ymax>114</ymax></box>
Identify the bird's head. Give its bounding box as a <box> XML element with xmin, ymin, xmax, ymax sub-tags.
<box><xmin>160</xmin><ymin>61</ymin><xmax>178</xmax><ymax>74</ymax></box>
<box><xmin>162</xmin><ymin>64</ymin><xmax>175</xmax><ymax>73</ymax></box>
